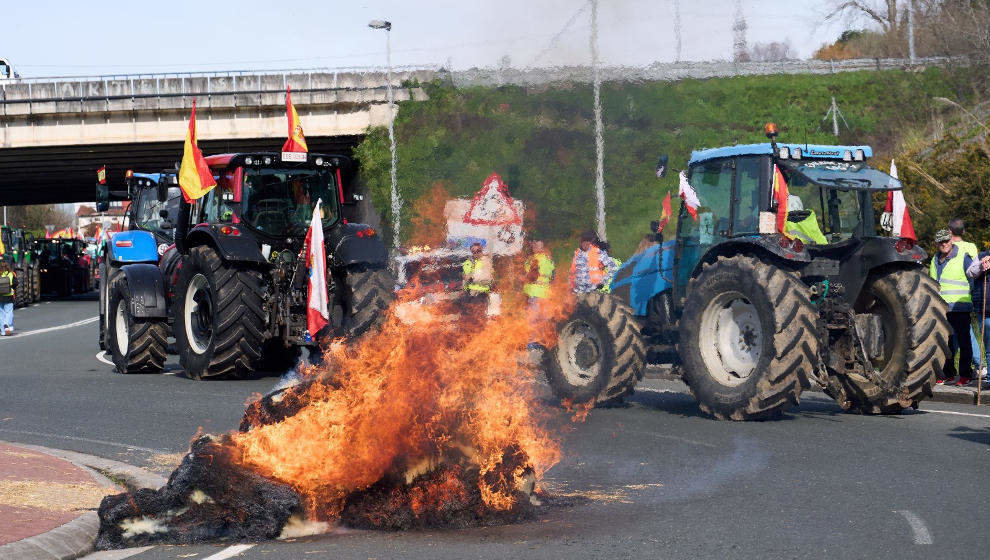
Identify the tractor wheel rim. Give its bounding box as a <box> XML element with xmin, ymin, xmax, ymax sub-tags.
<box><xmin>115</xmin><ymin>299</ymin><xmax>129</xmax><ymax>356</ymax></box>
<box><xmin>559</xmin><ymin>319</ymin><xmax>602</xmax><ymax>387</ymax></box>
<box><xmin>184</xmin><ymin>274</ymin><xmax>213</xmax><ymax>355</ymax></box>
<box><xmin>700</xmin><ymin>292</ymin><xmax>763</xmax><ymax>387</ymax></box>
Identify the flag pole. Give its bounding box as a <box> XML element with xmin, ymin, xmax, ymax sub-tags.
<box><xmin>980</xmin><ymin>274</ymin><xmax>986</xmax><ymax>405</ymax></box>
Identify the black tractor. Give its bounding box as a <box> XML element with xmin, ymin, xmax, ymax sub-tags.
<box><xmin>102</xmin><ymin>152</ymin><xmax>393</xmax><ymax>379</ymax></box>
<box><xmin>546</xmin><ymin>125</ymin><xmax>952</xmax><ymax>419</ymax></box>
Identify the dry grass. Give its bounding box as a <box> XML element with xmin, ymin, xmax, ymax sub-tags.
<box><xmin>149</xmin><ymin>452</ymin><xmax>185</xmax><ymax>469</ymax></box>
<box><xmin>0</xmin><ymin>480</ymin><xmax>111</xmax><ymax>511</ymax></box>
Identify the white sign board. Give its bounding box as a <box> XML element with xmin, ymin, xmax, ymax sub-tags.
<box><xmin>444</xmin><ymin>173</ymin><xmax>525</xmax><ymax>256</ymax></box>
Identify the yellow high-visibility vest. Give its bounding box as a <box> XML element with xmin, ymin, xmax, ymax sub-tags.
<box><xmin>930</xmin><ymin>250</ymin><xmax>972</xmax><ymax>306</ymax></box>
<box><xmin>463</xmin><ymin>257</ymin><xmax>492</xmax><ymax>294</ymax></box>
<box><xmin>524</xmin><ymin>253</ymin><xmax>555</xmax><ymax>299</ymax></box>
<box><xmin>784</xmin><ymin>210</ymin><xmax>827</xmax><ymax>245</ymax></box>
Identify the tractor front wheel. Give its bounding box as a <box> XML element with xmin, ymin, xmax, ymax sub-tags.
<box><xmin>106</xmin><ymin>275</ymin><xmax>167</xmax><ymax>374</ymax></box>
<box><xmin>678</xmin><ymin>255</ymin><xmax>818</xmax><ymax>420</ymax></box>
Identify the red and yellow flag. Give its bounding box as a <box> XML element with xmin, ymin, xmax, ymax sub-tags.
<box><xmin>773</xmin><ymin>164</ymin><xmax>789</xmax><ymax>235</ymax></box>
<box><xmin>657</xmin><ymin>191</ymin><xmax>672</xmax><ymax>234</ymax></box>
<box><xmin>282</xmin><ymin>87</ymin><xmax>308</xmax><ymax>153</ymax></box>
<box><xmin>178</xmin><ymin>100</ymin><xmax>217</xmax><ymax>203</ymax></box>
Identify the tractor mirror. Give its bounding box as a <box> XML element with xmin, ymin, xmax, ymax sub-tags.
<box><xmin>650</xmin><ymin>220</ymin><xmax>661</xmax><ymax>233</ymax></box>
<box><xmin>96</xmin><ymin>182</ymin><xmax>110</xmax><ymax>213</ymax></box>
<box><xmin>655</xmin><ymin>154</ymin><xmax>669</xmax><ymax>179</ymax></box>
<box><xmin>157</xmin><ymin>177</ymin><xmax>169</xmax><ymax>202</ymax></box>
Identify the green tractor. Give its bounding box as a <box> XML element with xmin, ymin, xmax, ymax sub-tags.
<box><xmin>0</xmin><ymin>226</ymin><xmax>41</xmax><ymax>306</ymax></box>
<box><xmin>545</xmin><ymin>125</ymin><xmax>951</xmax><ymax>419</ymax></box>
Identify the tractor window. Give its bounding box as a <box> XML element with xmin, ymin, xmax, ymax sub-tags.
<box><xmin>240</xmin><ymin>168</ymin><xmax>340</xmax><ymax>237</ymax></box>
<box><xmin>734</xmin><ymin>156</ymin><xmax>762</xmax><ymax>235</ymax></box>
<box><xmin>677</xmin><ymin>160</ymin><xmax>733</xmax><ymax>291</ymax></box>
<box><xmin>782</xmin><ymin>163</ymin><xmax>863</xmax><ymax>240</ymax></box>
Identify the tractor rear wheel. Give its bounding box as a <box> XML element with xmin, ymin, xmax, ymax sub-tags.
<box><xmin>341</xmin><ymin>267</ymin><xmax>394</xmax><ymax>338</ymax></box>
<box><xmin>678</xmin><ymin>255</ymin><xmax>818</xmax><ymax>420</ymax></box>
<box><xmin>837</xmin><ymin>268</ymin><xmax>949</xmax><ymax>414</ymax></box>
<box><xmin>106</xmin><ymin>275</ymin><xmax>167</xmax><ymax>374</ymax></box>
<box><xmin>174</xmin><ymin>246</ymin><xmax>265</xmax><ymax>380</ymax></box>
<box><xmin>543</xmin><ymin>292</ymin><xmax>646</xmax><ymax>407</ymax></box>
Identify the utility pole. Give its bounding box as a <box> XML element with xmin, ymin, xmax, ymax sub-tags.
<box><xmin>591</xmin><ymin>0</ymin><xmax>606</xmax><ymax>241</ymax></box>
<box><xmin>822</xmin><ymin>97</ymin><xmax>850</xmax><ymax>137</ymax></box>
<box><xmin>907</xmin><ymin>0</ymin><xmax>916</xmax><ymax>64</ymax></box>
<box><xmin>674</xmin><ymin>0</ymin><xmax>682</xmax><ymax>62</ymax></box>
<box><xmin>369</xmin><ymin>20</ymin><xmax>401</xmax><ymax>250</ymax></box>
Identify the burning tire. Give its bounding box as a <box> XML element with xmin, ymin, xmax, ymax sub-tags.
<box><xmin>106</xmin><ymin>275</ymin><xmax>167</xmax><ymax>374</ymax></box>
<box><xmin>543</xmin><ymin>292</ymin><xmax>646</xmax><ymax>406</ymax></box>
<box><xmin>341</xmin><ymin>267</ymin><xmax>394</xmax><ymax>338</ymax></box>
<box><xmin>678</xmin><ymin>255</ymin><xmax>817</xmax><ymax>420</ymax></box>
<box><xmin>174</xmin><ymin>246</ymin><xmax>265</xmax><ymax>380</ymax></box>
<box><xmin>835</xmin><ymin>268</ymin><xmax>949</xmax><ymax>414</ymax></box>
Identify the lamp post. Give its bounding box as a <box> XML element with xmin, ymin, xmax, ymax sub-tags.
<box><xmin>369</xmin><ymin>19</ymin><xmax>401</xmax><ymax>250</ymax></box>
<box><xmin>590</xmin><ymin>0</ymin><xmax>606</xmax><ymax>242</ymax></box>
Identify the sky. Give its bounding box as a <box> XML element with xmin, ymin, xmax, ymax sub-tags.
<box><xmin>2</xmin><ymin>0</ymin><xmax>855</xmax><ymax>78</ymax></box>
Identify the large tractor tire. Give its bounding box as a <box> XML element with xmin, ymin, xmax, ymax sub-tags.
<box><xmin>836</xmin><ymin>268</ymin><xmax>949</xmax><ymax>414</ymax></box>
<box><xmin>341</xmin><ymin>267</ymin><xmax>394</xmax><ymax>338</ymax></box>
<box><xmin>678</xmin><ymin>255</ymin><xmax>818</xmax><ymax>420</ymax></box>
<box><xmin>542</xmin><ymin>292</ymin><xmax>646</xmax><ymax>407</ymax></box>
<box><xmin>98</xmin><ymin>263</ymin><xmax>112</xmax><ymax>351</ymax></box>
<box><xmin>106</xmin><ymin>275</ymin><xmax>167</xmax><ymax>374</ymax></box>
<box><xmin>173</xmin><ymin>246</ymin><xmax>265</xmax><ymax>380</ymax></box>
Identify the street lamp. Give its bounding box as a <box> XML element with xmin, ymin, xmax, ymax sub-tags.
<box><xmin>369</xmin><ymin>19</ymin><xmax>401</xmax><ymax>250</ymax></box>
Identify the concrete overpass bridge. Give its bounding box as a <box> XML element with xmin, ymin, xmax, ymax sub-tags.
<box><xmin>0</xmin><ymin>67</ymin><xmax>436</xmax><ymax>205</ymax></box>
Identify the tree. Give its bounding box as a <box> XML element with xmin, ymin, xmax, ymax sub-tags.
<box><xmin>749</xmin><ymin>40</ymin><xmax>798</xmax><ymax>62</ymax></box>
<box><xmin>3</xmin><ymin>205</ymin><xmax>74</xmax><ymax>236</ymax></box>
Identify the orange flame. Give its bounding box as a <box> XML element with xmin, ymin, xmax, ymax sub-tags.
<box><xmin>230</xmin><ymin>269</ymin><xmax>575</xmax><ymax>521</ymax></box>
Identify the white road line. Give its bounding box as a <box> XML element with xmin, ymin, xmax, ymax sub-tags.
<box><xmin>79</xmin><ymin>545</ymin><xmax>155</xmax><ymax>559</ymax></box>
<box><xmin>922</xmin><ymin>409</ymin><xmax>990</xmax><ymax>419</ymax></box>
<box><xmin>0</xmin><ymin>428</ymin><xmax>169</xmax><ymax>455</ymax></box>
<box><xmin>202</xmin><ymin>544</ymin><xmax>257</xmax><ymax>560</ymax></box>
<box><xmin>0</xmin><ymin>316</ymin><xmax>98</xmax><ymax>341</ymax></box>
<box><xmin>894</xmin><ymin>510</ymin><xmax>933</xmax><ymax>544</ymax></box>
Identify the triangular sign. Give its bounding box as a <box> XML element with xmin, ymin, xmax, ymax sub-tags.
<box><xmin>462</xmin><ymin>172</ymin><xmax>523</xmax><ymax>226</ymax></box>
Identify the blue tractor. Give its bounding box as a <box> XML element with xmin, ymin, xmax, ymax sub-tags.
<box><xmin>96</xmin><ymin>170</ymin><xmax>181</xmax><ymax>374</ymax></box>
<box><xmin>545</xmin><ymin>125</ymin><xmax>952</xmax><ymax>419</ymax></box>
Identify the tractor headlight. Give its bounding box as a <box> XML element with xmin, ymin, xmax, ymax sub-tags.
<box><xmin>314</xmin><ymin>157</ymin><xmax>324</xmax><ymax>166</ymax></box>
<box><xmin>263</xmin><ymin>156</ymin><xmax>272</xmax><ymax>165</ymax></box>
<box><xmin>244</xmin><ymin>157</ymin><xmax>254</xmax><ymax>165</ymax></box>
<box><xmin>843</xmin><ymin>150</ymin><xmax>853</xmax><ymax>161</ymax></box>
<box><xmin>854</xmin><ymin>149</ymin><xmax>865</xmax><ymax>161</ymax></box>
<box><xmin>778</xmin><ymin>147</ymin><xmax>790</xmax><ymax>159</ymax></box>
<box><xmin>792</xmin><ymin>148</ymin><xmax>802</xmax><ymax>159</ymax></box>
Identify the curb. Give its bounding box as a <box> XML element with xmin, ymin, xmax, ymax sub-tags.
<box><xmin>0</xmin><ymin>442</ymin><xmax>167</xmax><ymax>560</ymax></box>
<box><xmin>643</xmin><ymin>366</ymin><xmax>988</xmax><ymax>406</ymax></box>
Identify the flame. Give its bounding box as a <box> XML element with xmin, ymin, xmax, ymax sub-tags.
<box><xmin>229</xmin><ymin>267</ymin><xmax>575</xmax><ymax>522</ymax></box>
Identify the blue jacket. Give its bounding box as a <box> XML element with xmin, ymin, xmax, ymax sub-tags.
<box><xmin>968</xmin><ymin>250</ymin><xmax>990</xmax><ymax>316</ymax></box>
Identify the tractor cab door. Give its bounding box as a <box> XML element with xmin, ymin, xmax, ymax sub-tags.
<box><xmin>673</xmin><ymin>155</ymin><xmax>765</xmax><ymax>306</ymax></box>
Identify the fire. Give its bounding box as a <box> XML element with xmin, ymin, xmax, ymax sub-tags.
<box><xmin>230</xmin><ymin>273</ymin><xmax>574</xmax><ymax>524</ymax></box>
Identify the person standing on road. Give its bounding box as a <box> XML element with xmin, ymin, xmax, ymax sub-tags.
<box><xmin>594</xmin><ymin>239</ymin><xmax>622</xmax><ymax>294</ymax></box>
<box><xmin>523</xmin><ymin>239</ymin><xmax>555</xmax><ymax>303</ymax></box>
<box><xmin>0</xmin><ymin>260</ymin><xmax>17</xmax><ymax>336</ymax></box>
<box><xmin>948</xmin><ymin>218</ymin><xmax>984</xmax><ymax>377</ymax></box>
<box><xmin>967</xmin><ymin>247</ymin><xmax>990</xmax><ymax>388</ymax></box>
<box><xmin>569</xmin><ymin>231</ymin><xmax>617</xmax><ymax>294</ymax></box>
<box><xmin>931</xmin><ymin>229</ymin><xmax>974</xmax><ymax>386</ymax></box>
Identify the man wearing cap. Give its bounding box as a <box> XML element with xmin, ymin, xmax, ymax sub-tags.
<box><xmin>570</xmin><ymin>231</ymin><xmax>617</xmax><ymax>294</ymax></box>
<box><xmin>931</xmin><ymin>228</ymin><xmax>975</xmax><ymax>385</ymax></box>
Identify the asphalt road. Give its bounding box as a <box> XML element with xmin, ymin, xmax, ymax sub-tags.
<box><xmin>1</xmin><ymin>296</ymin><xmax>989</xmax><ymax>560</ymax></box>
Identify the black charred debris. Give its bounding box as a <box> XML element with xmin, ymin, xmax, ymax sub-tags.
<box><xmin>96</xmin><ymin>381</ymin><xmax>538</xmax><ymax>549</ymax></box>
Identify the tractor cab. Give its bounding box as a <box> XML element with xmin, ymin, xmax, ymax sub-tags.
<box><xmin>190</xmin><ymin>153</ymin><xmax>346</xmax><ymax>245</ymax></box>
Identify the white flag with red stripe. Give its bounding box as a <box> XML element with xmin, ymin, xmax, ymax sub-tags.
<box><xmin>678</xmin><ymin>171</ymin><xmax>700</xmax><ymax>221</ymax></box>
<box><xmin>304</xmin><ymin>199</ymin><xmax>329</xmax><ymax>337</ymax></box>
<box><xmin>884</xmin><ymin>160</ymin><xmax>916</xmax><ymax>241</ymax></box>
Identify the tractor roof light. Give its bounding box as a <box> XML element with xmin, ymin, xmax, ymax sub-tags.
<box><xmin>764</xmin><ymin>122</ymin><xmax>779</xmax><ymax>138</ymax></box>
<box><xmin>792</xmin><ymin>147</ymin><xmax>802</xmax><ymax>160</ymax></box>
<box><xmin>779</xmin><ymin>147</ymin><xmax>790</xmax><ymax>159</ymax></box>
<box><xmin>843</xmin><ymin>150</ymin><xmax>853</xmax><ymax>161</ymax></box>
<box><xmin>314</xmin><ymin>157</ymin><xmax>324</xmax><ymax>166</ymax></box>
<box><xmin>854</xmin><ymin>149</ymin><xmax>865</xmax><ymax>161</ymax></box>
<box><xmin>263</xmin><ymin>156</ymin><xmax>272</xmax><ymax>165</ymax></box>
<box><xmin>244</xmin><ymin>157</ymin><xmax>254</xmax><ymax>165</ymax></box>
<box><xmin>125</xmin><ymin>169</ymin><xmax>134</xmax><ymax>178</ymax></box>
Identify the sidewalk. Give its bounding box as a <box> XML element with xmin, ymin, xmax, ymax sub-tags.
<box><xmin>0</xmin><ymin>442</ymin><xmax>113</xmax><ymax>546</ymax></box>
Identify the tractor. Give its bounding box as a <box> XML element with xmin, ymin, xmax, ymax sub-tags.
<box><xmin>99</xmin><ymin>152</ymin><xmax>394</xmax><ymax>378</ymax></box>
<box><xmin>95</xmin><ymin>170</ymin><xmax>181</xmax><ymax>369</ymax></box>
<box><xmin>1</xmin><ymin>226</ymin><xmax>40</xmax><ymax>306</ymax></box>
<box><xmin>544</xmin><ymin>125</ymin><xmax>951</xmax><ymax>419</ymax></box>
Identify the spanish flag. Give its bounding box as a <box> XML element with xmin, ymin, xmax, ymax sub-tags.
<box><xmin>657</xmin><ymin>191</ymin><xmax>672</xmax><ymax>234</ymax></box>
<box><xmin>282</xmin><ymin>87</ymin><xmax>308</xmax><ymax>153</ymax></box>
<box><xmin>178</xmin><ymin>100</ymin><xmax>216</xmax><ymax>202</ymax></box>
<box><xmin>773</xmin><ymin>164</ymin><xmax>789</xmax><ymax>235</ymax></box>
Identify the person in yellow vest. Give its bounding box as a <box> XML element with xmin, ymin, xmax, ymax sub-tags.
<box><xmin>784</xmin><ymin>195</ymin><xmax>827</xmax><ymax>245</ymax></box>
<box><xmin>523</xmin><ymin>240</ymin><xmax>555</xmax><ymax>303</ymax></box>
<box><xmin>931</xmin><ymin>228</ymin><xmax>975</xmax><ymax>385</ymax></box>
<box><xmin>0</xmin><ymin>260</ymin><xmax>17</xmax><ymax>336</ymax></box>
<box><xmin>948</xmin><ymin>217</ymin><xmax>983</xmax><ymax>379</ymax></box>
<box><xmin>462</xmin><ymin>242</ymin><xmax>493</xmax><ymax>295</ymax></box>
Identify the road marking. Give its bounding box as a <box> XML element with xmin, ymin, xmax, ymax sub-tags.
<box><xmin>894</xmin><ymin>510</ymin><xmax>932</xmax><ymax>544</ymax></box>
<box><xmin>79</xmin><ymin>545</ymin><xmax>155</xmax><ymax>559</ymax></box>
<box><xmin>921</xmin><ymin>409</ymin><xmax>990</xmax><ymax>419</ymax></box>
<box><xmin>203</xmin><ymin>544</ymin><xmax>256</xmax><ymax>560</ymax></box>
<box><xmin>0</xmin><ymin>316</ymin><xmax>98</xmax><ymax>341</ymax></box>
<box><xmin>0</xmin><ymin>428</ymin><xmax>170</xmax><ymax>455</ymax></box>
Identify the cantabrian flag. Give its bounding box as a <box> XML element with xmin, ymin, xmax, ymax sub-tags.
<box><xmin>773</xmin><ymin>164</ymin><xmax>789</xmax><ymax>235</ymax></box>
<box><xmin>282</xmin><ymin>87</ymin><xmax>308</xmax><ymax>153</ymax></box>
<box><xmin>884</xmin><ymin>159</ymin><xmax>916</xmax><ymax>241</ymax></box>
<box><xmin>178</xmin><ymin>100</ymin><xmax>216</xmax><ymax>202</ymax></box>
<box><xmin>678</xmin><ymin>171</ymin><xmax>700</xmax><ymax>221</ymax></box>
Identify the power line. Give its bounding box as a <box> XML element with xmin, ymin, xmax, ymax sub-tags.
<box><xmin>528</xmin><ymin>0</ymin><xmax>593</xmax><ymax>67</ymax></box>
